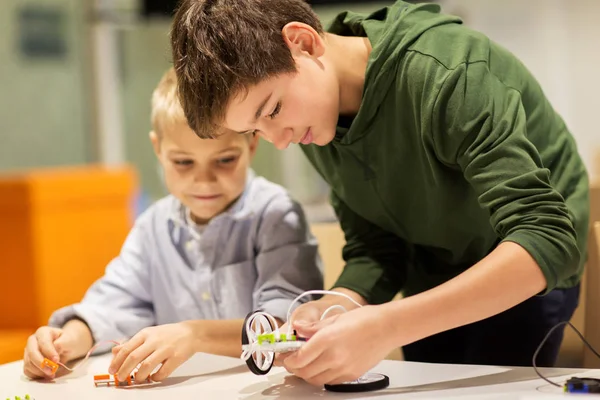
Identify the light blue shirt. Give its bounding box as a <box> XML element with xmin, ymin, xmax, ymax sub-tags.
<box><xmin>50</xmin><ymin>172</ymin><xmax>324</xmax><ymax>343</ymax></box>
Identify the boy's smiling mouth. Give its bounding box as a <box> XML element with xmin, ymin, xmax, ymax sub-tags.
<box><xmin>299</xmin><ymin>128</ymin><xmax>313</xmax><ymax>145</ymax></box>
<box><xmin>191</xmin><ymin>194</ymin><xmax>222</xmax><ymax>201</ymax></box>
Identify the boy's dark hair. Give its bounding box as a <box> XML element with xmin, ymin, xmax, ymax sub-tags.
<box><xmin>171</xmin><ymin>0</ymin><xmax>323</xmax><ymax>138</ymax></box>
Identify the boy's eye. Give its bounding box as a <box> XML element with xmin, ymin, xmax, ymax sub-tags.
<box><xmin>217</xmin><ymin>156</ymin><xmax>237</xmax><ymax>165</ymax></box>
<box><xmin>268</xmin><ymin>102</ymin><xmax>281</xmax><ymax>119</ymax></box>
<box><xmin>173</xmin><ymin>159</ymin><xmax>194</xmax><ymax>166</ymax></box>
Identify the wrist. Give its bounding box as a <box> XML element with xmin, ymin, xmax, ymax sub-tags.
<box><xmin>321</xmin><ymin>287</ymin><xmax>367</xmax><ymax>310</ymax></box>
<box><xmin>380</xmin><ymin>297</ymin><xmax>432</xmax><ymax>349</ymax></box>
<box><xmin>61</xmin><ymin>319</ymin><xmax>94</xmax><ymax>360</ymax></box>
<box><xmin>181</xmin><ymin>320</ymin><xmax>204</xmax><ymax>353</ymax></box>
<box><xmin>370</xmin><ymin>304</ymin><xmax>403</xmax><ymax>352</ymax></box>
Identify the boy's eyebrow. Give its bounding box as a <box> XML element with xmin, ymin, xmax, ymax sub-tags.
<box><xmin>253</xmin><ymin>92</ymin><xmax>273</xmax><ymax>122</ymax></box>
<box><xmin>234</xmin><ymin>92</ymin><xmax>272</xmax><ymax>135</ymax></box>
<box><xmin>168</xmin><ymin>150</ymin><xmax>192</xmax><ymax>155</ymax></box>
<box><xmin>216</xmin><ymin>147</ymin><xmax>242</xmax><ymax>154</ymax></box>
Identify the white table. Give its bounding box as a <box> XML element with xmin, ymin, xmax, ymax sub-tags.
<box><xmin>1</xmin><ymin>353</ymin><xmax>597</xmax><ymax>399</ymax></box>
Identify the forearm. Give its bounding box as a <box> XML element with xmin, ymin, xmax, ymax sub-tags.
<box><xmin>62</xmin><ymin>319</ymin><xmax>94</xmax><ymax>361</ymax></box>
<box><xmin>383</xmin><ymin>241</ymin><xmax>547</xmax><ymax>347</ymax></box>
<box><xmin>183</xmin><ymin>319</ymin><xmax>247</xmax><ymax>358</ymax></box>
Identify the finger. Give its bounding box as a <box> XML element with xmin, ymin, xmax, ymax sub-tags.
<box><xmin>293</xmin><ymin>314</ymin><xmax>339</xmax><ymax>339</ymax></box>
<box><xmin>35</xmin><ymin>328</ymin><xmax>60</xmax><ymax>362</ymax></box>
<box><xmin>273</xmin><ymin>351</ymin><xmax>293</xmax><ymax>367</ymax></box>
<box><xmin>327</xmin><ymin>372</ymin><xmax>362</xmax><ymax>385</ymax></box>
<box><xmin>22</xmin><ymin>353</ymin><xmax>41</xmax><ymax>380</ymax></box>
<box><xmin>151</xmin><ymin>356</ymin><xmax>183</xmax><ymax>382</ymax></box>
<box><xmin>24</xmin><ymin>364</ymin><xmax>46</xmax><ymax>380</ymax></box>
<box><xmin>292</xmin><ymin>350</ymin><xmax>339</xmax><ymax>384</ymax></box>
<box><xmin>283</xmin><ymin>338</ymin><xmax>326</xmax><ymax>371</ymax></box>
<box><xmin>24</xmin><ymin>353</ymin><xmax>50</xmax><ymax>380</ymax></box>
<box><xmin>115</xmin><ymin>342</ymin><xmax>154</xmax><ymax>382</ymax></box>
<box><xmin>134</xmin><ymin>350</ymin><xmax>166</xmax><ymax>383</ymax></box>
<box><xmin>290</xmin><ymin>304</ymin><xmax>322</xmax><ymax>327</ymax></box>
<box><xmin>108</xmin><ymin>335</ymin><xmax>145</xmax><ymax>375</ymax></box>
<box><xmin>307</xmin><ymin>370</ymin><xmax>357</xmax><ymax>387</ymax></box>
<box><xmin>26</xmin><ymin>336</ymin><xmax>55</xmax><ymax>377</ymax></box>
<box><xmin>111</xmin><ymin>344</ymin><xmax>122</xmax><ymax>355</ymax></box>
<box><xmin>53</xmin><ymin>335</ymin><xmax>74</xmax><ymax>360</ymax></box>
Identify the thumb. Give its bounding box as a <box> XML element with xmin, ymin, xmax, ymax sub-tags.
<box><xmin>111</xmin><ymin>344</ymin><xmax>122</xmax><ymax>355</ymax></box>
<box><xmin>53</xmin><ymin>333</ymin><xmax>75</xmax><ymax>358</ymax></box>
<box><xmin>289</xmin><ymin>303</ymin><xmax>322</xmax><ymax>327</ymax></box>
<box><xmin>36</xmin><ymin>327</ymin><xmax>63</xmax><ymax>362</ymax></box>
<box><xmin>293</xmin><ymin>314</ymin><xmax>338</xmax><ymax>339</ymax></box>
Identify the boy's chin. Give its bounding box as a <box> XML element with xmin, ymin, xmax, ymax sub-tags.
<box><xmin>186</xmin><ymin>207</ymin><xmax>222</xmax><ymax>225</ymax></box>
<box><xmin>188</xmin><ymin>213</ymin><xmax>216</xmax><ymax>225</ymax></box>
<box><xmin>313</xmin><ymin>130</ymin><xmax>336</xmax><ymax>146</ymax></box>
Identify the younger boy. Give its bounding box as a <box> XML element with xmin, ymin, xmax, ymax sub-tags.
<box><xmin>22</xmin><ymin>68</ymin><xmax>323</xmax><ymax>383</ymax></box>
<box><xmin>171</xmin><ymin>0</ymin><xmax>589</xmax><ymax>386</ymax></box>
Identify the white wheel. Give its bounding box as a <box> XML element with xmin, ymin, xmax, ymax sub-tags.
<box><xmin>241</xmin><ymin>311</ymin><xmax>275</xmax><ymax>375</ymax></box>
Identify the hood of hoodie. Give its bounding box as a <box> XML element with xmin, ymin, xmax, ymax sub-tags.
<box><xmin>326</xmin><ymin>1</ymin><xmax>462</xmax><ymax>143</ymax></box>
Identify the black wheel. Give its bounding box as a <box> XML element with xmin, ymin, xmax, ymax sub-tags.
<box><xmin>324</xmin><ymin>373</ymin><xmax>390</xmax><ymax>392</ymax></box>
<box><xmin>241</xmin><ymin>311</ymin><xmax>275</xmax><ymax>375</ymax></box>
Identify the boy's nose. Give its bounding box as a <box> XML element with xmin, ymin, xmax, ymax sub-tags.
<box><xmin>273</xmin><ymin>138</ymin><xmax>290</xmax><ymax>150</ymax></box>
<box><xmin>272</xmin><ymin>128</ymin><xmax>293</xmax><ymax>150</ymax></box>
<box><xmin>193</xmin><ymin>167</ymin><xmax>216</xmax><ymax>182</ymax></box>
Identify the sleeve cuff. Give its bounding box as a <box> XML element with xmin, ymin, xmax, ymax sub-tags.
<box><xmin>49</xmin><ymin>305</ymin><xmax>121</xmax><ymax>352</ymax></box>
<box><xmin>501</xmin><ymin>230</ymin><xmax>572</xmax><ymax>295</ymax></box>
<box><xmin>332</xmin><ymin>257</ymin><xmax>400</xmax><ymax>305</ymax></box>
<box><xmin>259</xmin><ymin>298</ymin><xmax>297</xmax><ymax>323</ymax></box>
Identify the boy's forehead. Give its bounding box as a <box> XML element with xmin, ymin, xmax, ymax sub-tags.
<box><xmin>225</xmin><ymin>76</ymin><xmax>290</xmax><ymax>132</ymax></box>
<box><xmin>162</xmin><ymin>124</ymin><xmax>247</xmax><ymax>151</ymax></box>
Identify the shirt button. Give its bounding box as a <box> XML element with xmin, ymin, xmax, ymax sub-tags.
<box><xmin>186</xmin><ymin>241</ymin><xmax>195</xmax><ymax>251</ymax></box>
<box><xmin>202</xmin><ymin>292</ymin><xmax>211</xmax><ymax>301</ymax></box>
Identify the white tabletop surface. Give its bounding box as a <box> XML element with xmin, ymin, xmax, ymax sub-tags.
<box><xmin>1</xmin><ymin>353</ymin><xmax>597</xmax><ymax>399</ymax></box>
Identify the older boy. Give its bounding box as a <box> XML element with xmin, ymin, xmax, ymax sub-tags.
<box><xmin>171</xmin><ymin>0</ymin><xmax>589</xmax><ymax>386</ymax></box>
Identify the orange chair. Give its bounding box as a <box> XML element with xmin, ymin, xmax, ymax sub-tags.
<box><xmin>0</xmin><ymin>165</ymin><xmax>137</xmax><ymax>364</ymax></box>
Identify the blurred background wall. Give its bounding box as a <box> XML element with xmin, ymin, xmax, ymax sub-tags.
<box><xmin>1</xmin><ymin>0</ymin><xmax>599</xmax><ymax>219</ymax></box>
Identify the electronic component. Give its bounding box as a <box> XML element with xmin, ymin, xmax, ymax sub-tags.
<box><xmin>534</xmin><ymin>321</ymin><xmax>600</xmax><ymax>392</ymax></box>
<box><xmin>239</xmin><ymin>290</ymin><xmax>390</xmax><ymax>393</ymax></box>
<box><xmin>40</xmin><ymin>358</ymin><xmax>58</xmax><ymax>374</ymax></box>
<box><xmin>93</xmin><ymin>373</ymin><xmax>152</xmax><ymax>387</ymax></box>
<box><xmin>564</xmin><ymin>377</ymin><xmax>600</xmax><ymax>393</ymax></box>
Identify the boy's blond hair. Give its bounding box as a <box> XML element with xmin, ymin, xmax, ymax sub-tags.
<box><xmin>151</xmin><ymin>67</ymin><xmax>186</xmax><ymax>137</ymax></box>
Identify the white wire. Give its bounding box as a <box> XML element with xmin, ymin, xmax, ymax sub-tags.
<box><xmin>242</xmin><ymin>290</ymin><xmax>364</xmax><ymax>363</ymax></box>
<box><xmin>320</xmin><ymin>305</ymin><xmax>347</xmax><ymax>320</ymax></box>
<box><xmin>285</xmin><ymin>290</ymin><xmax>363</xmax><ymax>335</ymax></box>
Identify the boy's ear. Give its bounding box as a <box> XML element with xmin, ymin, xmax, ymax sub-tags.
<box><xmin>149</xmin><ymin>131</ymin><xmax>161</xmax><ymax>157</ymax></box>
<box><xmin>282</xmin><ymin>22</ymin><xmax>325</xmax><ymax>59</ymax></box>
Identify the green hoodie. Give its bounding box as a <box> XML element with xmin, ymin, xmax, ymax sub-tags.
<box><xmin>301</xmin><ymin>1</ymin><xmax>589</xmax><ymax>303</ymax></box>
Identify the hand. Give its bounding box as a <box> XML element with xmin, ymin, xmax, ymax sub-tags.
<box><xmin>282</xmin><ymin>304</ymin><xmax>394</xmax><ymax>386</ymax></box>
<box><xmin>23</xmin><ymin>324</ymin><xmax>90</xmax><ymax>379</ymax></box>
<box><xmin>275</xmin><ymin>289</ymin><xmax>364</xmax><ymax>368</ymax></box>
<box><xmin>109</xmin><ymin>322</ymin><xmax>198</xmax><ymax>383</ymax></box>
<box><xmin>273</xmin><ymin>300</ymin><xmax>340</xmax><ymax>367</ymax></box>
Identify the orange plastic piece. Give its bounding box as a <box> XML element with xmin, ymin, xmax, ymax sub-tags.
<box><xmin>94</xmin><ymin>374</ymin><xmax>112</xmax><ymax>387</ymax></box>
<box><xmin>93</xmin><ymin>372</ymin><xmax>151</xmax><ymax>387</ymax></box>
<box><xmin>41</xmin><ymin>358</ymin><xmax>59</xmax><ymax>374</ymax></box>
